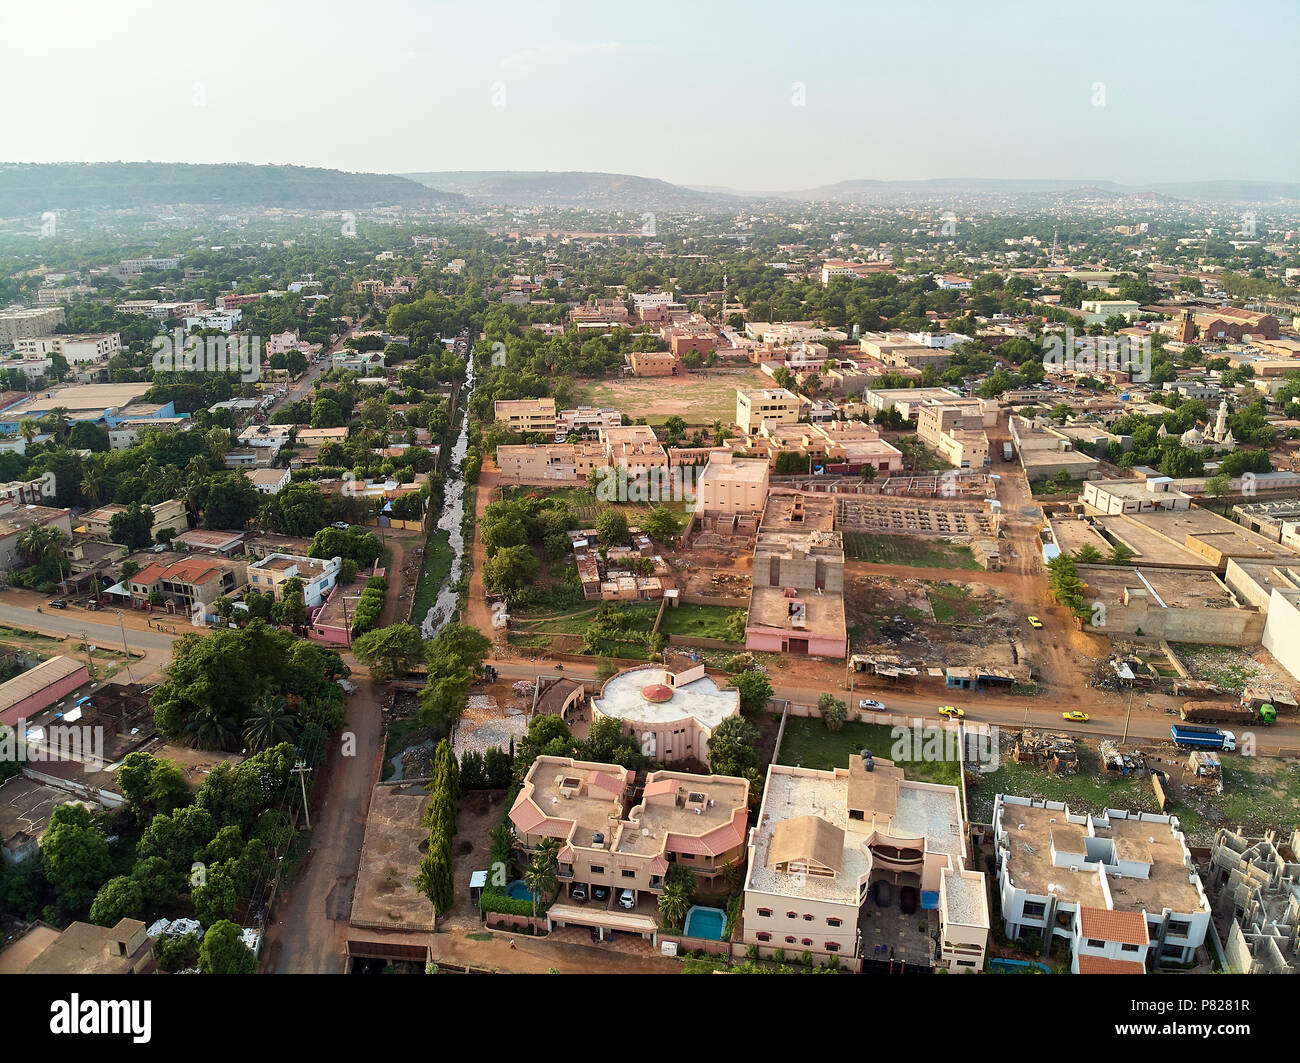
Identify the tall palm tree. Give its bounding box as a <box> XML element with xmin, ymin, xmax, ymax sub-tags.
<box><xmin>658</xmin><ymin>880</ymin><xmax>689</xmax><ymax>931</ymax></box>
<box><xmin>80</xmin><ymin>471</ymin><xmax>103</xmax><ymax>505</ymax></box>
<box><xmin>523</xmin><ymin>837</ymin><xmax>560</xmax><ymax>919</ymax></box>
<box><xmin>16</xmin><ymin>524</ymin><xmax>68</xmax><ymax>566</ymax></box>
<box><xmin>243</xmin><ymin>695</ymin><xmax>298</xmax><ymax>751</ymax></box>
<box><xmin>183</xmin><ymin>709</ymin><xmax>240</xmax><ymax>751</ymax></box>
<box><xmin>18</xmin><ymin>418</ymin><xmax>39</xmax><ymax>445</ymax></box>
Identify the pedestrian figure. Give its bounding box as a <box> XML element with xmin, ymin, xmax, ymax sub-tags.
<box><xmin>509</xmin><ymin>939</ymin><xmax>516</xmax><ymax>950</ymax></box>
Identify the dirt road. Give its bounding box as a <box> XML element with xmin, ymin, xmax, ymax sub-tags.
<box><xmin>260</xmin><ymin>671</ymin><xmax>386</xmax><ymax>974</ymax></box>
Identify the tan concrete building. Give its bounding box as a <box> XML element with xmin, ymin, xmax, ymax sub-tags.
<box><xmin>736</xmin><ymin>387</ymin><xmax>803</xmax><ymax>433</ymax></box>
<box><xmin>629</xmin><ymin>351</ymin><xmax>681</xmax><ymax>377</ymax></box>
<box><xmin>495</xmin><ymin>443</ymin><xmax>579</xmax><ymax>482</ymax></box>
<box><xmin>79</xmin><ymin>498</ymin><xmax>188</xmax><ymax>542</ymax></box>
<box><xmin>5</xmin><ymin>918</ymin><xmax>154</xmax><ymax>974</ymax></box>
<box><xmin>493</xmin><ymin>397</ymin><xmax>557</xmax><ymax>436</ymax></box>
<box><xmin>695</xmin><ymin>451</ymin><xmax>770</xmax><ymax>515</ymax></box>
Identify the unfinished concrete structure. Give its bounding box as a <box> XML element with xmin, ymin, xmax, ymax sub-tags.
<box><xmin>1209</xmin><ymin>827</ymin><xmax>1300</xmax><ymax>974</ymax></box>
<box><xmin>746</xmin><ymin>491</ymin><xmax>846</xmax><ymax>658</ymax></box>
<box><xmin>1078</xmin><ymin>564</ymin><xmax>1266</xmax><ymax>645</ymax></box>
<box><xmin>837</xmin><ymin>496</ymin><xmax>999</xmax><ymax>538</ymax></box>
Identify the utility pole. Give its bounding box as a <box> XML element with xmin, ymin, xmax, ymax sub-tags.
<box><xmin>1122</xmin><ymin>683</ymin><xmax>1135</xmax><ymax>745</ymax></box>
<box><xmin>292</xmin><ymin>761</ymin><xmax>312</xmax><ymax>829</ymax></box>
<box><xmin>80</xmin><ymin>631</ymin><xmax>93</xmax><ymax>677</ymax></box>
<box><xmin>116</xmin><ymin>611</ymin><xmax>134</xmax><ymax>683</ymax></box>
<box><xmin>339</xmin><ymin>591</ymin><xmax>353</xmax><ymax>648</ymax></box>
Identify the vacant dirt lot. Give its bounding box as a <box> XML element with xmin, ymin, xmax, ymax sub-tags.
<box><xmin>576</xmin><ymin>366</ymin><xmax>769</xmax><ymax>424</ymax></box>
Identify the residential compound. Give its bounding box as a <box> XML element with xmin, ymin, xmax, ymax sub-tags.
<box><xmin>509</xmin><ymin>756</ymin><xmax>749</xmax><ymax>942</ymax></box>
<box><xmin>590</xmin><ymin>660</ymin><xmax>742</xmax><ymax>762</ymax></box>
<box><xmin>745</xmin><ymin>491</ymin><xmax>847</xmax><ymax>658</ymax></box>
<box><xmin>743</xmin><ymin>752</ymin><xmax>988</xmax><ymax>971</ymax></box>
<box><xmin>993</xmin><ymin>795</ymin><xmax>1211</xmax><ymax>973</ymax></box>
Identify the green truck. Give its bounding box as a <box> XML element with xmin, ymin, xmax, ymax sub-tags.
<box><xmin>1180</xmin><ymin>701</ymin><xmax>1276</xmax><ymax>726</ymax></box>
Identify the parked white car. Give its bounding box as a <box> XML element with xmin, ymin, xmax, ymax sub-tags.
<box><xmin>618</xmin><ymin>889</ymin><xmax>636</xmax><ymax>910</ymax></box>
<box><xmin>858</xmin><ymin>698</ymin><xmax>886</xmax><ymax>711</ymax></box>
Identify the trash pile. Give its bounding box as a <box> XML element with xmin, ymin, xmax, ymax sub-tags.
<box><xmin>1012</xmin><ymin>730</ymin><xmax>1079</xmax><ymax>775</ymax></box>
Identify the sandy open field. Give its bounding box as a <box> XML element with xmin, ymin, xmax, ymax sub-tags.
<box><xmin>575</xmin><ymin>366</ymin><xmax>769</xmax><ymax>425</ymax></box>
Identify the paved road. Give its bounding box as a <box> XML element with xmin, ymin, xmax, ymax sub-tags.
<box><xmin>0</xmin><ymin>597</ymin><xmax>178</xmax><ymax>678</ymax></box>
<box><xmin>483</xmin><ymin>657</ymin><xmax>1300</xmax><ymax>754</ymax></box>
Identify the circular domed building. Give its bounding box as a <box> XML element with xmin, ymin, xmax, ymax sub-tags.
<box><xmin>590</xmin><ymin>660</ymin><xmax>741</xmax><ymax>762</ymax></box>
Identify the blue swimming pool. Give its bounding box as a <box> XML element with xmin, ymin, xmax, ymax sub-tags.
<box><xmin>683</xmin><ymin>905</ymin><xmax>727</xmax><ymax>941</ymax></box>
<box><xmin>988</xmin><ymin>957</ymin><xmax>1050</xmax><ymax>974</ymax></box>
<box><xmin>505</xmin><ymin>881</ymin><xmax>536</xmax><ymax>902</ymax></box>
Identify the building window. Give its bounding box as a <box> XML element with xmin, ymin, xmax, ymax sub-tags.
<box><xmin>1086</xmin><ymin>939</ymin><xmax>1106</xmax><ymax>950</ymax></box>
<box><xmin>621</xmin><ymin>870</ymin><xmax>635</xmax><ymax>879</ymax></box>
<box><xmin>826</xmin><ymin>942</ymin><xmax>840</xmax><ymax>952</ymax></box>
<box><xmin>827</xmin><ymin>917</ymin><xmax>842</xmax><ymax>928</ymax></box>
<box><xmin>785</xmin><ymin>936</ymin><xmax>796</xmax><ymax>945</ymax></box>
<box><xmin>1022</xmin><ymin>901</ymin><xmax>1047</xmax><ymax>920</ymax></box>
<box><xmin>757</xmin><ymin>908</ymin><xmax>772</xmax><ymax>919</ymax></box>
<box><xmin>1121</xmin><ymin>943</ymin><xmax>1140</xmax><ymax>953</ymax></box>
<box><xmin>590</xmin><ymin>866</ymin><xmax>604</xmax><ymax>875</ymax></box>
<box><xmin>786</xmin><ymin>911</ymin><xmax>798</xmax><ymax>920</ymax></box>
<box><xmin>756</xmin><ymin>932</ymin><xmax>771</xmax><ymax>943</ymax></box>
<box><xmin>801</xmin><ymin>938</ymin><xmax>812</xmax><ymax>947</ymax></box>
<box><xmin>803</xmin><ymin>914</ymin><xmax>813</xmax><ymax>921</ymax></box>
<box><xmin>1167</xmin><ymin>920</ymin><xmax>1191</xmax><ymax>938</ymax></box>
<box><xmin>957</xmin><ymin>960</ymin><xmax>975</xmax><ymax>967</ymax></box>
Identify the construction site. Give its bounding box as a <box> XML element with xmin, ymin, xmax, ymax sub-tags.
<box><xmin>1209</xmin><ymin>827</ymin><xmax>1300</xmax><ymax>974</ymax></box>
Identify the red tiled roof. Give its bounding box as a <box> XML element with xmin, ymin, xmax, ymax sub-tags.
<box><xmin>587</xmin><ymin>771</ymin><xmax>624</xmax><ymax>796</ymax></box>
<box><xmin>1079</xmin><ymin>906</ymin><xmax>1149</xmax><ymax>946</ymax></box>
<box><xmin>131</xmin><ymin>558</ymin><xmax>225</xmax><ymax>587</ymax></box>
<box><xmin>1077</xmin><ymin>954</ymin><xmax>1146</xmax><ymax>975</ymax></box>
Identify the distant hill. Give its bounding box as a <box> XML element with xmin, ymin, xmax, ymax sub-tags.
<box><xmin>772</xmin><ymin>177</ymin><xmax>1300</xmax><ymax>207</ymax></box>
<box><xmin>0</xmin><ymin>162</ymin><xmax>465</xmax><ymax>214</ymax></box>
<box><xmin>402</xmin><ymin>170</ymin><xmax>738</xmax><ymax>211</ymax></box>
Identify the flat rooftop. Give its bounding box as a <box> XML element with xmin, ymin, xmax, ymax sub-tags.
<box><xmin>593</xmin><ymin>666</ymin><xmax>739</xmax><ymax>730</ymax></box>
<box><xmin>510</xmin><ymin>757</ymin><xmax>630</xmax><ymax>850</ymax></box>
<box><xmin>942</xmin><ymin>870</ymin><xmax>990</xmax><ymax>929</ymax></box>
<box><xmin>1079</xmin><ymin>565</ymin><xmax>1238</xmax><ymax>609</ymax></box>
<box><xmin>760</xmin><ymin>490</ymin><xmax>837</xmax><ymax>533</ymax></box>
<box><xmin>997</xmin><ymin>799</ymin><xmax>1207</xmax><ymax>918</ymax></box>
<box><xmin>0</xmin><ymin>777</ymin><xmax>92</xmax><ymax>849</ymax></box>
<box><xmin>747</xmin><ymin>584</ymin><xmax>846</xmax><ymax>640</ymax></box>
<box><xmin>614</xmin><ymin>770</ymin><xmax>749</xmax><ymax>858</ymax></box>
<box><xmin>350</xmin><ymin>780</ymin><xmax>438</xmax><ymax>930</ymax></box>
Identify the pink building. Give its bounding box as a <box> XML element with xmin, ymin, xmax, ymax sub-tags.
<box><xmin>0</xmin><ymin>656</ymin><xmax>91</xmax><ymax>727</ymax></box>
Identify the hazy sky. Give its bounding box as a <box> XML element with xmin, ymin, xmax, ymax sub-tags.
<box><xmin>3</xmin><ymin>0</ymin><xmax>1296</xmax><ymax>189</ymax></box>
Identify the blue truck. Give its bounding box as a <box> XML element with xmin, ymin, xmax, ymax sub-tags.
<box><xmin>1170</xmin><ymin>724</ymin><xmax>1237</xmax><ymax>752</ymax></box>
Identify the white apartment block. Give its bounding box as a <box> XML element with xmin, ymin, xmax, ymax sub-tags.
<box><xmin>993</xmin><ymin>795</ymin><xmax>1211</xmax><ymax>973</ymax></box>
<box><xmin>14</xmin><ymin>333</ymin><xmax>122</xmax><ymax>364</ymax></box>
<box><xmin>556</xmin><ymin>406</ymin><xmax>622</xmax><ymax>441</ymax></box>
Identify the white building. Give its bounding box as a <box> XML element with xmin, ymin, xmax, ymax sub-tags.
<box><xmin>14</xmin><ymin>333</ymin><xmax>122</xmax><ymax>364</ymax></box>
<box><xmin>993</xmin><ymin>795</ymin><xmax>1211</xmax><ymax>972</ymax></box>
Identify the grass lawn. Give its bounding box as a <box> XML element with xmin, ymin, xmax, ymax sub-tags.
<box><xmin>777</xmin><ymin>718</ymin><xmax>961</xmax><ymax>787</ymax></box>
<box><xmin>965</xmin><ymin>746</ymin><xmax>1160</xmax><ymax>825</ymax></box>
<box><xmin>842</xmin><ymin>534</ymin><xmax>980</xmax><ymax>569</ymax></box>
<box><xmin>658</xmin><ymin>603</ymin><xmax>745</xmax><ymax>642</ymax></box>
